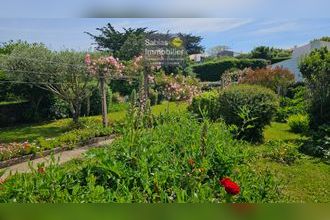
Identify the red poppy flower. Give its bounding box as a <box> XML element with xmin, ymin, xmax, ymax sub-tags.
<box><xmin>219</xmin><ymin>177</ymin><xmax>231</xmax><ymax>186</ymax></box>
<box><xmin>219</xmin><ymin>177</ymin><xmax>240</xmax><ymax>195</ymax></box>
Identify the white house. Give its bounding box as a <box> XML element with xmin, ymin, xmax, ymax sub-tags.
<box><xmin>272</xmin><ymin>40</ymin><xmax>330</xmax><ymax>81</ymax></box>
<box><xmin>189</xmin><ymin>53</ymin><xmax>208</xmax><ymax>62</ymax></box>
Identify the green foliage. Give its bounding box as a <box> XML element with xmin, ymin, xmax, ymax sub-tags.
<box><xmin>83</xmin><ymin>86</ymin><xmax>114</xmax><ymax>116</ymax></box>
<box><xmin>192</xmin><ymin>58</ymin><xmax>268</xmax><ymax>81</ymax></box>
<box><xmin>188</xmin><ymin>90</ymin><xmax>219</xmax><ymax>121</ymax></box>
<box><xmin>86</xmin><ymin>23</ymin><xmax>154</xmax><ymax>61</ymax></box>
<box><xmin>299</xmin><ymin>47</ymin><xmax>330</xmax><ymax>127</ymax></box>
<box><xmin>149</xmin><ymin>88</ymin><xmax>159</xmax><ymax>105</ymax></box>
<box><xmin>313</xmin><ymin>36</ymin><xmax>330</xmax><ymax>42</ymax></box>
<box><xmin>263</xmin><ymin>140</ymin><xmax>301</xmax><ymax>165</ymax></box>
<box><xmin>86</xmin><ymin>23</ymin><xmax>203</xmax><ymax>58</ymax></box>
<box><xmin>288</xmin><ymin>114</ymin><xmax>310</xmax><ymax>134</ymax></box>
<box><xmin>275</xmin><ymin>85</ymin><xmax>309</xmax><ymax>122</ymax></box>
<box><xmin>0</xmin><ymin>119</ymin><xmax>114</xmax><ymax>161</ymax></box>
<box><xmin>300</xmin><ymin>124</ymin><xmax>330</xmax><ymax>161</ymax></box>
<box><xmin>110</xmin><ymin>79</ymin><xmax>139</xmax><ymax>96</ymax></box>
<box><xmin>177</xmin><ymin>33</ymin><xmax>204</xmax><ymax>55</ymax></box>
<box><xmin>3</xmin><ymin>43</ymin><xmax>94</xmax><ymax>123</ymax></box>
<box><xmin>271</xmin><ymin>57</ymin><xmax>291</xmax><ymax>64</ymax></box>
<box><xmin>48</xmin><ymin>96</ymin><xmax>71</xmax><ymax>119</ymax></box>
<box><xmin>36</xmin><ymin>125</ymin><xmax>113</xmax><ymax>151</ymax></box>
<box><xmin>0</xmin><ymin>113</ymin><xmax>282</xmax><ymax>202</ymax></box>
<box><xmin>250</xmin><ymin>46</ymin><xmax>292</xmax><ymax>61</ymax></box>
<box><xmin>218</xmin><ymin>85</ymin><xmax>278</xmax><ymax>142</ymax></box>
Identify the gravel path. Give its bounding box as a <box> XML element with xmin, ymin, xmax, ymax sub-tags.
<box><xmin>0</xmin><ymin>138</ymin><xmax>114</xmax><ymax>181</ymax></box>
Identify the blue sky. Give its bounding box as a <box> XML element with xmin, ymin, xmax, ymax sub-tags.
<box><xmin>0</xmin><ymin>0</ymin><xmax>329</xmax><ymax>52</ymax></box>
<box><xmin>0</xmin><ymin>18</ymin><xmax>329</xmax><ymax>52</ymax></box>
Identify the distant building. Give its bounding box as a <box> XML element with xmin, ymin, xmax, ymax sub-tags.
<box><xmin>272</xmin><ymin>40</ymin><xmax>330</xmax><ymax>81</ymax></box>
<box><xmin>189</xmin><ymin>53</ymin><xmax>208</xmax><ymax>62</ymax></box>
<box><xmin>217</xmin><ymin>50</ymin><xmax>234</xmax><ymax>57</ymax></box>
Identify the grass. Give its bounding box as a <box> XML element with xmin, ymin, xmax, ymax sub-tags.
<box><xmin>264</xmin><ymin>122</ymin><xmax>302</xmax><ymax>141</ymax></box>
<box><xmin>255</xmin><ymin>157</ymin><xmax>330</xmax><ymax>202</ymax></box>
<box><xmin>256</xmin><ymin>122</ymin><xmax>330</xmax><ymax>202</ymax></box>
<box><xmin>0</xmin><ymin>100</ymin><xmax>28</xmax><ymax>106</ymax></box>
<box><xmin>0</xmin><ymin>101</ymin><xmax>187</xmax><ymax>143</ymax></box>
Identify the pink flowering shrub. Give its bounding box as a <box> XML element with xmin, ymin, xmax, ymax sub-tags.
<box><xmin>154</xmin><ymin>73</ymin><xmax>201</xmax><ymax>101</ymax></box>
<box><xmin>85</xmin><ymin>54</ymin><xmax>125</xmax><ymax>78</ymax></box>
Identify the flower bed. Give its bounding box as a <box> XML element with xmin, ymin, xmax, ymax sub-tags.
<box><xmin>0</xmin><ymin>112</ymin><xmax>283</xmax><ymax>203</ymax></box>
<box><xmin>0</xmin><ymin>125</ymin><xmax>114</xmax><ymax>163</ymax></box>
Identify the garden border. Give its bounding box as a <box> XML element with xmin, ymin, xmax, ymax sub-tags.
<box><xmin>0</xmin><ymin>134</ymin><xmax>116</xmax><ymax>169</ymax></box>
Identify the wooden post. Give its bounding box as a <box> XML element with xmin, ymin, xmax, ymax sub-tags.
<box><xmin>100</xmin><ymin>76</ymin><xmax>108</xmax><ymax>127</ymax></box>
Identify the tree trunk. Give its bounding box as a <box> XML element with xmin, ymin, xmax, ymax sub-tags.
<box><xmin>100</xmin><ymin>78</ymin><xmax>108</xmax><ymax>127</ymax></box>
<box><xmin>71</xmin><ymin>100</ymin><xmax>81</xmax><ymax>124</ymax></box>
<box><xmin>33</xmin><ymin>95</ymin><xmax>43</xmax><ymax>120</ymax></box>
<box><xmin>144</xmin><ymin>66</ymin><xmax>150</xmax><ymax>99</ymax></box>
<box><xmin>86</xmin><ymin>95</ymin><xmax>90</xmax><ymax>116</ymax></box>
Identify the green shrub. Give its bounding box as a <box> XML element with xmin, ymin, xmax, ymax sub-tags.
<box><xmin>192</xmin><ymin>58</ymin><xmax>268</xmax><ymax>81</ymax></box>
<box><xmin>82</xmin><ymin>86</ymin><xmax>113</xmax><ymax>116</ymax></box>
<box><xmin>300</xmin><ymin>124</ymin><xmax>330</xmax><ymax>160</ymax></box>
<box><xmin>218</xmin><ymin>85</ymin><xmax>278</xmax><ymax>142</ymax></box>
<box><xmin>188</xmin><ymin>90</ymin><xmax>219</xmax><ymax>120</ymax></box>
<box><xmin>288</xmin><ymin>114</ymin><xmax>310</xmax><ymax>133</ymax></box>
<box><xmin>263</xmin><ymin>140</ymin><xmax>301</xmax><ymax>165</ymax></box>
<box><xmin>275</xmin><ymin>85</ymin><xmax>309</xmax><ymax>122</ymax></box>
<box><xmin>299</xmin><ymin>47</ymin><xmax>330</xmax><ymax>127</ymax></box>
<box><xmin>0</xmin><ymin>112</ymin><xmax>282</xmax><ymax>203</ymax></box>
<box><xmin>149</xmin><ymin>88</ymin><xmax>159</xmax><ymax>105</ymax></box>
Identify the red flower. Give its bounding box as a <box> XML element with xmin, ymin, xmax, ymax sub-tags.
<box><xmin>219</xmin><ymin>177</ymin><xmax>240</xmax><ymax>195</ymax></box>
<box><xmin>219</xmin><ymin>177</ymin><xmax>231</xmax><ymax>186</ymax></box>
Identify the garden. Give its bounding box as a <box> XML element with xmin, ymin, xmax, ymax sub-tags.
<box><xmin>0</xmin><ymin>25</ymin><xmax>329</xmax><ymax>203</ymax></box>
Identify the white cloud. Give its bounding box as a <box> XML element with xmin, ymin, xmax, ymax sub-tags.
<box><xmin>253</xmin><ymin>21</ymin><xmax>300</xmax><ymax>34</ymax></box>
<box><xmin>113</xmin><ymin>18</ymin><xmax>253</xmax><ymax>33</ymax></box>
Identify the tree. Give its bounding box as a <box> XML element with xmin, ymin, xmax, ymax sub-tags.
<box><xmin>86</xmin><ymin>23</ymin><xmax>154</xmax><ymax>61</ymax></box>
<box><xmin>299</xmin><ymin>47</ymin><xmax>330</xmax><ymax>127</ymax></box>
<box><xmin>178</xmin><ymin>33</ymin><xmax>204</xmax><ymax>55</ymax></box>
<box><xmin>250</xmin><ymin>46</ymin><xmax>291</xmax><ymax>61</ymax></box>
<box><xmin>0</xmin><ymin>41</ymin><xmax>56</xmax><ymax>120</ymax></box>
<box><xmin>86</xmin><ymin>23</ymin><xmax>204</xmax><ymax>59</ymax></box>
<box><xmin>250</xmin><ymin>46</ymin><xmax>273</xmax><ymax>60</ymax></box>
<box><xmin>85</xmin><ymin>54</ymin><xmax>127</xmax><ymax>127</ymax></box>
<box><xmin>320</xmin><ymin>36</ymin><xmax>330</xmax><ymax>42</ymax></box>
<box><xmin>3</xmin><ymin>43</ymin><xmax>94</xmax><ymax>123</ymax></box>
<box><xmin>311</xmin><ymin>36</ymin><xmax>330</xmax><ymax>42</ymax></box>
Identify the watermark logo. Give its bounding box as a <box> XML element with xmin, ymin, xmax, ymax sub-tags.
<box><xmin>170</xmin><ymin>37</ymin><xmax>184</xmax><ymax>48</ymax></box>
<box><xmin>144</xmin><ymin>34</ymin><xmax>186</xmax><ymax>67</ymax></box>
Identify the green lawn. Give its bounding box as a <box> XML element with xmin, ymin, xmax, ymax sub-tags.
<box><xmin>264</xmin><ymin>122</ymin><xmax>302</xmax><ymax>141</ymax></box>
<box><xmin>257</xmin><ymin>122</ymin><xmax>330</xmax><ymax>202</ymax></box>
<box><xmin>0</xmin><ymin>101</ymin><xmax>187</xmax><ymax>143</ymax></box>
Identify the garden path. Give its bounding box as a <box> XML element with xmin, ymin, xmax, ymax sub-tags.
<box><xmin>0</xmin><ymin>137</ymin><xmax>115</xmax><ymax>181</ymax></box>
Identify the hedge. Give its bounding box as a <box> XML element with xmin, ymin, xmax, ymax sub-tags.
<box><xmin>270</xmin><ymin>57</ymin><xmax>291</xmax><ymax>64</ymax></box>
<box><xmin>191</xmin><ymin>58</ymin><xmax>268</xmax><ymax>82</ymax></box>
